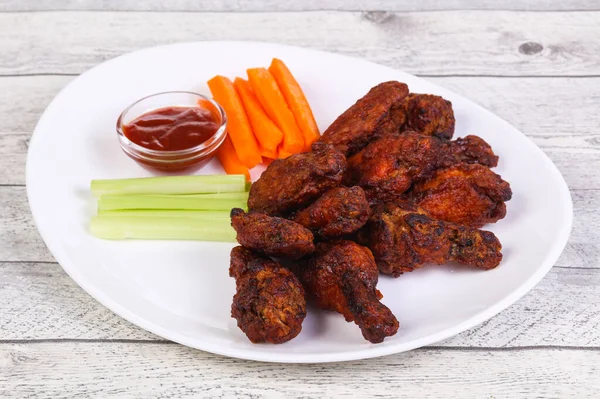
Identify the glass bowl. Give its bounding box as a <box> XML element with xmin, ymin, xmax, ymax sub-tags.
<box><xmin>116</xmin><ymin>91</ymin><xmax>227</xmax><ymax>172</ymax></box>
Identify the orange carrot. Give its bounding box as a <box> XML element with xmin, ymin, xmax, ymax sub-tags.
<box><xmin>247</xmin><ymin>68</ymin><xmax>304</xmax><ymax>154</ymax></box>
<box><xmin>233</xmin><ymin>77</ymin><xmax>283</xmax><ymax>159</ymax></box>
<box><xmin>207</xmin><ymin>75</ymin><xmax>262</xmax><ymax>169</ymax></box>
<box><xmin>217</xmin><ymin>135</ymin><xmax>250</xmax><ymax>181</ymax></box>
<box><xmin>258</xmin><ymin>147</ymin><xmax>278</xmax><ymax>159</ymax></box>
<box><xmin>269</xmin><ymin>58</ymin><xmax>320</xmax><ymax>151</ymax></box>
<box><xmin>277</xmin><ymin>148</ymin><xmax>293</xmax><ymax>159</ymax></box>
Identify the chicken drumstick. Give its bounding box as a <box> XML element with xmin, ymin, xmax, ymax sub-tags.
<box><xmin>300</xmin><ymin>240</ymin><xmax>399</xmax><ymax>343</ymax></box>
<box><xmin>230</xmin><ymin>246</ymin><xmax>307</xmax><ymax>344</ymax></box>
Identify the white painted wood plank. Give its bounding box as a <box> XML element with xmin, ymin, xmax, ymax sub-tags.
<box><xmin>1</xmin><ymin>262</ymin><xmax>598</xmax><ymax>347</ymax></box>
<box><xmin>4</xmin><ymin>76</ymin><xmax>599</xmax><ymax>138</ymax></box>
<box><xmin>445</xmin><ymin>265</ymin><xmax>600</xmax><ymax>347</ymax></box>
<box><xmin>0</xmin><ymin>132</ymin><xmax>26</xmax><ymax>185</ymax></box>
<box><xmin>2</xmin><ymin>75</ymin><xmax>599</xmax><ymax>187</ymax></box>
<box><xmin>0</xmin><ymin>343</ymin><xmax>598</xmax><ymax>398</ymax></box>
<box><xmin>1</xmin><ymin>0</ymin><xmax>597</xmax><ymax>12</ymax></box>
<box><xmin>559</xmin><ymin>190</ymin><xmax>600</xmax><ymax>270</ymax></box>
<box><xmin>0</xmin><ymin>76</ymin><xmax>71</xmax><ymax>133</ymax></box>
<box><xmin>2</xmin><ymin>183</ymin><xmax>598</xmax><ymax>266</ymax></box>
<box><xmin>1</xmin><ymin>11</ymin><xmax>598</xmax><ymax>76</ymax></box>
<box><xmin>0</xmin><ymin>7</ymin><xmax>594</xmax><ymax>394</ymax></box>
<box><xmin>7</xmin><ymin>130</ymin><xmax>598</xmax><ymax>189</ymax></box>
<box><xmin>0</xmin><ymin>76</ymin><xmax>596</xmax><ymax>265</ymax></box>
<box><xmin>0</xmin><ymin>188</ymin><xmax>54</xmax><ymax>263</ymax></box>
<box><xmin>0</xmin><ymin>262</ymin><xmax>158</xmax><ymax>341</ymax></box>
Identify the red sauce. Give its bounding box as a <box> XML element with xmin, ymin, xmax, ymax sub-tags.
<box><xmin>123</xmin><ymin>106</ymin><xmax>219</xmax><ymax>151</ymax></box>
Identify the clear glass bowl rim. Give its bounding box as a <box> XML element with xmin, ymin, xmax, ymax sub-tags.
<box><xmin>116</xmin><ymin>90</ymin><xmax>228</xmax><ymax>160</ymax></box>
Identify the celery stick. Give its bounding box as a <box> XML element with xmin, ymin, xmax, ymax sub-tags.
<box><xmin>97</xmin><ymin>192</ymin><xmax>248</xmax><ymax>212</ymax></box>
<box><xmin>98</xmin><ymin>210</ymin><xmax>232</xmax><ymax>219</ymax></box>
<box><xmin>90</xmin><ymin>215</ymin><xmax>236</xmax><ymax>241</ymax></box>
<box><xmin>91</xmin><ymin>174</ymin><xmax>247</xmax><ymax>197</ymax></box>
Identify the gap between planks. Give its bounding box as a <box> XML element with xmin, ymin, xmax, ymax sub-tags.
<box><xmin>0</xmin><ymin>339</ymin><xmax>599</xmax><ymax>352</ymax></box>
<box><xmin>4</xmin><ymin>73</ymin><xmax>600</xmax><ymax>79</ymax></box>
<box><xmin>0</xmin><ymin>260</ymin><xmax>593</xmax><ymax>270</ymax></box>
<box><xmin>3</xmin><ymin>11</ymin><xmax>599</xmax><ymax>77</ymax></box>
<box><xmin>1</xmin><ymin>0</ymin><xmax>598</xmax><ymax>15</ymax></box>
<box><xmin>3</xmin><ymin>10</ymin><xmax>600</xmax><ymax>13</ymax></box>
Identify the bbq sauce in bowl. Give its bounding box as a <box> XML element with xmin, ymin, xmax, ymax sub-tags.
<box><xmin>116</xmin><ymin>91</ymin><xmax>227</xmax><ymax>172</ymax></box>
<box><xmin>123</xmin><ymin>106</ymin><xmax>219</xmax><ymax>151</ymax></box>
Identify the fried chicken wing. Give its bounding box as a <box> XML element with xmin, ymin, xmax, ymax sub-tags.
<box><xmin>248</xmin><ymin>143</ymin><xmax>346</xmax><ymax>216</ymax></box>
<box><xmin>231</xmin><ymin>208</ymin><xmax>315</xmax><ymax>260</ymax></box>
<box><xmin>357</xmin><ymin>201</ymin><xmax>502</xmax><ymax>277</ymax></box>
<box><xmin>407</xmin><ymin>163</ymin><xmax>512</xmax><ymax>227</ymax></box>
<box><xmin>344</xmin><ymin>131</ymin><xmax>498</xmax><ymax>204</ymax></box>
<box><xmin>292</xmin><ymin>186</ymin><xmax>371</xmax><ymax>239</ymax></box>
<box><xmin>300</xmin><ymin>240</ymin><xmax>399</xmax><ymax>343</ymax></box>
<box><xmin>230</xmin><ymin>246</ymin><xmax>306</xmax><ymax>344</ymax></box>
<box><xmin>404</xmin><ymin>93</ymin><xmax>455</xmax><ymax>140</ymax></box>
<box><xmin>318</xmin><ymin>81</ymin><xmax>409</xmax><ymax>156</ymax></box>
<box><xmin>451</xmin><ymin>135</ymin><xmax>499</xmax><ymax>168</ymax></box>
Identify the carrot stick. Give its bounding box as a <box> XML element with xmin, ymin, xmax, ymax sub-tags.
<box><xmin>247</xmin><ymin>68</ymin><xmax>304</xmax><ymax>154</ymax></box>
<box><xmin>217</xmin><ymin>135</ymin><xmax>250</xmax><ymax>181</ymax></box>
<box><xmin>277</xmin><ymin>148</ymin><xmax>293</xmax><ymax>159</ymax></box>
<box><xmin>268</xmin><ymin>58</ymin><xmax>320</xmax><ymax>151</ymax></box>
<box><xmin>259</xmin><ymin>147</ymin><xmax>278</xmax><ymax>159</ymax></box>
<box><xmin>233</xmin><ymin>77</ymin><xmax>283</xmax><ymax>159</ymax></box>
<box><xmin>207</xmin><ymin>75</ymin><xmax>262</xmax><ymax>169</ymax></box>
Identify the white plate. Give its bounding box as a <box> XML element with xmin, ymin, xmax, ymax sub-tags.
<box><xmin>26</xmin><ymin>41</ymin><xmax>573</xmax><ymax>363</ymax></box>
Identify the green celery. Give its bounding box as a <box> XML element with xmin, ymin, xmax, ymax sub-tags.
<box><xmin>98</xmin><ymin>210</ymin><xmax>232</xmax><ymax>219</ymax></box>
<box><xmin>91</xmin><ymin>174</ymin><xmax>247</xmax><ymax>197</ymax></box>
<box><xmin>90</xmin><ymin>215</ymin><xmax>236</xmax><ymax>241</ymax></box>
<box><xmin>97</xmin><ymin>192</ymin><xmax>248</xmax><ymax>212</ymax></box>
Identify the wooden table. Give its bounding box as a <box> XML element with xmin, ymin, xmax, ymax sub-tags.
<box><xmin>1</xmin><ymin>1</ymin><xmax>598</xmax><ymax>397</ymax></box>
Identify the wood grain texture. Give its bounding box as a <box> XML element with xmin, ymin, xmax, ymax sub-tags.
<box><xmin>0</xmin><ymin>188</ymin><xmax>54</xmax><ymax>262</ymax></box>
<box><xmin>4</xmin><ymin>183</ymin><xmax>597</xmax><ymax>267</ymax></box>
<box><xmin>1</xmin><ymin>262</ymin><xmax>598</xmax><ymax>347</ymax></box>
<box><xmin>2</xmin><ymin>168</ymin><xmax>598</xmax><ymax>267</ymax></box>
<box><xmin>560</xmin><ymin>190</ymin><xmax>600</xmax><ymax>270</ymax></box>
<box><xmin>0</xmin><ymin>73</ymin><xmax>595</xmax><ymax>349</ymax></box>
<box><xmin>1</xmin><ymin>11</ymin><xmax>599</xmax><ymax>76</ymax></box>
<box><xmin>1</xmin><ymin>342</ymin><xmax>599</xmax><ymax>398</ymax></box>
<box><xmin>4</xmin><ymin>75</ymin><xmax>599</xmax><ymax>138</ymax></box>
<box><xmin>3</xmin><ymin>75</ymin><xmax>599</xmax><ymax>187</ymax></box>
<box><xmin>0</xmin><ymin>132</ymin><xmax>27</xmax><ymax>186</ymax></box>
<box><xmin>0</xmin><ymin>76</ymin><xmax>71</xmax><ymax>133</ymax></box>
<box><xmin>0</xmin><ymin>5</ymin><xmax>597</xmax><ymax>393</ymax></box>
<box><xmin>6</xmin><ymin>73</ymin><xmax>600</xmax><ymax>290</ymax></box>
<box><xmin>1</xmin><ymin>0</ymin><xmax>598</xmax><ymax>12</ymax></box>
<box><xmin>0</xmin><ymin>262</ymin><xmax>157</xmax><ymax>341</ymax></box>
<box><xmin>2</xmin><ymin>73</ymin><xmax>597</xmax><ymax>265</ymax></box>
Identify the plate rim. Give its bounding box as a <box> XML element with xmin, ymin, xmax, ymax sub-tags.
<box><xmin>25</xmin><ymin>40</ymin><xmax>574</xmax><ymax>363</ymax></box>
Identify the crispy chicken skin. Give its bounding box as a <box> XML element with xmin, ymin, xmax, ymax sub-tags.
<box><xmin>357</xmin><ymin>201</ymin><xmax>502</xmax><ymax>277</ymax></box>
<box><xmin>451</xmin><ymin>135</ymin><xmax>499</xmax><ymax>168</ymax></box>
<box><xmin>344</xmin><ymin>131</ymin><xmax>498</xmax><ymax>204</ymax></box>
<box><xmin>292</xmin><ymin>186</ymin><xmax>371</xmax><ymax>239</ymax></box>
<box><xmin>404</xmin><ymin>93</ymin><xmax>455</xmax><ymax>140</ymax></box>
<box><xmin>230</xmin><ymin>246</ymin><xmax>306</xmax><ymax>344</ymax></box>
<box><xmin>231</xmin><ymin>208</ymin><xmax>315</xmax><ymax>260</ymax></box>
<box><xmin>318</xmin><ymin>81</ymin><xmax>409</xmax><ymax>156</ymax></box>
<box><xmin>248</xmin><ymin>143</ymin><xmax>347</xmax><ymax>216</ymax></box>
<box><xmin>300</xmin><ymin>240</ymin><xmax>399</xmax><ymax>343</ymax></box>
<box><xmin>407</xmin><ymin>163</ymin><xmax>512</xmax><ymax>228</ymax></box>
